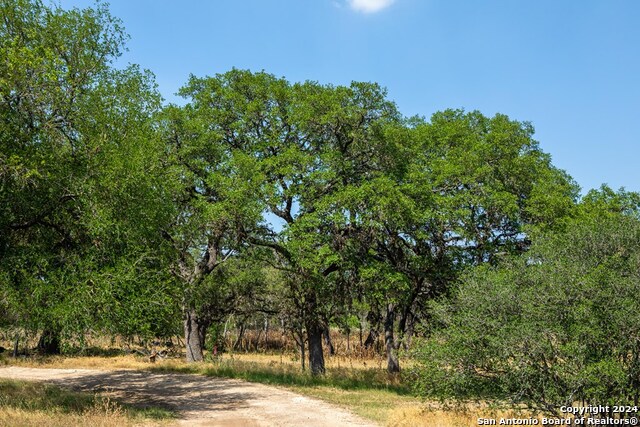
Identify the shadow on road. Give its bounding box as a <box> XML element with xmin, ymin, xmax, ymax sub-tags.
<box><xmin>49</xmin><ymin>370</ymin><xmax>256</xmax><ymax>415</ymax></box>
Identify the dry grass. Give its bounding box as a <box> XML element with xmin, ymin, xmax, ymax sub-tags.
<box><xmin>386</xmin><ymin>406</ymin><xmax>544</xmax><ymax>427</ymax></box>
<box><xmin>0</xmin><ymin>354</ymin><xmax>157</xmax><ymax>370</ymax></box>
<box><xmin>0</xmin><ymin>408</ymin><xmax>168</xmax><ymax>427</ymax></box>
<box><xmin>295</xmin><ymin>385</ymin><xmax>418</xmax><ymax>424</ymax></box>
<box><xmin>0</xmin><ymin>350</ymin><xmax>400</xmax><ymax>373</ymax></box>
<box><xmin>0</xmin><ymin>379</ymin><xmax>175</xmax><ymax>427</ymax></box>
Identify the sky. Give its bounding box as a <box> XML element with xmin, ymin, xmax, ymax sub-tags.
<box><xmin>59</xmin><ymin>0</ymin><xmax>640</xmax><ymax>195</ymax></box>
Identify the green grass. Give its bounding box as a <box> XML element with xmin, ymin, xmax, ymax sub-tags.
<box><xmin>150</xmin><ymin>356</ymin><xmax>410</xmax><ymax>392</ymax></box>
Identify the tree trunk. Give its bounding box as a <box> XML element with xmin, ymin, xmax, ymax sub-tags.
<box><xmin>12</xmin><ymin>333</ymin><xmax>19</xmax><ymax>358</ymax></box>
<box><xmin>233</xmin><ymin>323</ymin><xmax>245</xmax><ymax>351</ymax></box>
<box><xmin>398</xmin><ymin>291</ymin><xmax>419</xmax><ymax>350</ymax></box>
<box><xmin>307</xmin><ymin>322</ymin><xmax>326</xmax><ymax>375</ymax></box>
<box><xmin>254</xmin><ymin>324</ymin><xmax>263</xmax><ymax>351</ymax></box>
<box><xmin>385</xmin><ymin>303</ymin><xmax>400</xmax><ymax>373</ymax></box>
<box><xmin>403</xmin><ymin>311</ymin><xmax>415</xmax><ymax>350</ymax></box>
<box><xmin>184</xmin><ymin>308</ymin><xmax>206</xmax><ymax>362</ymax></box>
<box><xmin>223</xmin><ymin>316</ymin><xmax>230</xmax><ymax>349</ymax></box>
<box><xmin>323</xmin><ymin>326</ymin><xmax>335</xmax><ymax>356</ymax></box>
<box><xmin>263</xmin><ymin>316</ymin><xmax>269</xmax><ymax>350</ymax></box>
<box><xmin>293</xmin><ymin>326</ymin><xmax>306</xmax><ymax>371</ymax></box>
<box><xmin>37</xmin><ymin>329</ymin><xmax>61</xmax><ymax>355</ymax></box>
<box><xmin>364</xmin><ymin>329</ymin><xmax>379</xmax><ymax>349</ymax></box>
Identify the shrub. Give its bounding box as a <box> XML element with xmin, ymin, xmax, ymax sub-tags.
<box><xmin>410</xmin><ymin>214</ymin><xmax>640</xmax><ymax>415</ymax></box>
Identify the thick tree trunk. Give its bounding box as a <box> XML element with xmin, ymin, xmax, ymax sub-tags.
<box><xmin>385</xmin><ymin>303</ymin><xmax>400</xmax><ymax>373</ymax></box>
<box><xmin>37</xmin><ymin>329</ymin><xmax>61</xmax><ymax>355</ymax></box>
<box><xmin>184</xmin><ymin>308</ymin><xmax>206</xmax><ymax>362</ymax></box>
<box><xmin>307</xmin><ymin>322</ymin><xmax>326</xmax><ymax>375</ymax></box>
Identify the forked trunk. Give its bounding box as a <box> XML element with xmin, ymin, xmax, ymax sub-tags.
<box><xmin>385</xmin><ymin>303</ymin><xmax>400</xmax><ymax>373</ymax></box>
<box><xmin>184</xmin><ymin>308</ymin><xmax>206</xmax><ymax>362</ymax></box>
<box><xmin>307</xmin><ymin>322</ymin><xmax>325</xmax><ymax>375</ymax></box>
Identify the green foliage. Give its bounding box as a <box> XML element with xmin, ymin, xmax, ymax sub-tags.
<box><xmin>173</xmin><ymin>69</ymin><xmax>403</xmax><ymax>368</ymax></box>
<box><xmin>0</xmin><ymin>0</ymin><xmax>177</xmax><ymax>343</ymax></box>
<box><xmin>579</xmin><ymin>184</ymin><xmax>640</xmax><ymax>219</ymax></box>
<box><xmin>1</xmin><ymin>3</ymin><xmax>623</xmax><ymax>388</ymax></box>
<box><xmin>347</xmin><ymin>109</ymin><xmax>578</xmax><ymax>373</ymax></box>
<box><xmin>410</xmin><ymin>201</ymin><xmax>640</xmax><ymax>413</ymax></box>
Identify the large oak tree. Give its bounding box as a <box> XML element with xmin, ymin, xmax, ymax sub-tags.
<box><xmin>0</xmin><ymin>0</ymin><xmax>175</xmax><ymax>350</ymax></box>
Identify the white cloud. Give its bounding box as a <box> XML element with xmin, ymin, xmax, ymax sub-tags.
<box><xmin>347</xmin><ymin>0</ymin><xmax>396</xmax><ymax>14</ymax></box>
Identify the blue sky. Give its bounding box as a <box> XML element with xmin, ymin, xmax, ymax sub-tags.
<box><xmin>60</xmin><ymin>0</ymin><xmax>640</xmax><ymax>194</ymax></box>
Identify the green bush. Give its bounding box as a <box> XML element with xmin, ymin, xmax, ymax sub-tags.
<box><xmin>410</xmin><ymin>214</ymin><xmax>640</xmax><ymax>414</ymax></box>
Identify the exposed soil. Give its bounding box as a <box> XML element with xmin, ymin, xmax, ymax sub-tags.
<box><xmin>0</xmin><ymin>367</ymin><xmax>377</xmax><ymax>426</ymax></box>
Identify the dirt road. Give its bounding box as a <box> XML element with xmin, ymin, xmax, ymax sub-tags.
<box><xmin>0</xmin><ymin>367</ymin><xmax>377</xmax><ymax>426</ymax></box>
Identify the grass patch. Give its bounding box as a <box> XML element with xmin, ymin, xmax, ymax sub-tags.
<box><xmin>0</xmin><ymin>379</ymin><xmax>176</xmax><ymax>427</ymax></box>
<box><xmin>294</xmin><ymin>385</ymin><xmax>421</xmax><ymax>424</ymax></box>
<box><xmin>150</xmin><ymin>357</ymin><xmax>410</xmax><ymax>393</ymax></box>
<box><xmin>0</xmin><ymin>353</ymin><xmax>154</xmax><ymax>370</ymax></box>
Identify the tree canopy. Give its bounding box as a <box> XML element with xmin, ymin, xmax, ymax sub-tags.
<box><xmin>3</xmin><ymin>3</ymin><xmax>637</xmax><ymax>403</ymax></box>
<box><xmin>1</xmin><ymin>0</ymin><xmax>175</xmax><ymax>349</ymax></box>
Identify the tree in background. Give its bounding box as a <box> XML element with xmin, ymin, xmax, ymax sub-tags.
<box><xmin>350</xmin><ymin>110</ymin><xmax>577</xmax><ymax>372</ymax></box>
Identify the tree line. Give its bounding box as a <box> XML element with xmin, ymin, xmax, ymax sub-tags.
<box><xmin>2</xmin><ymin>0</ymin><xmax>639</xmax><ymax>411</ymax></box>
